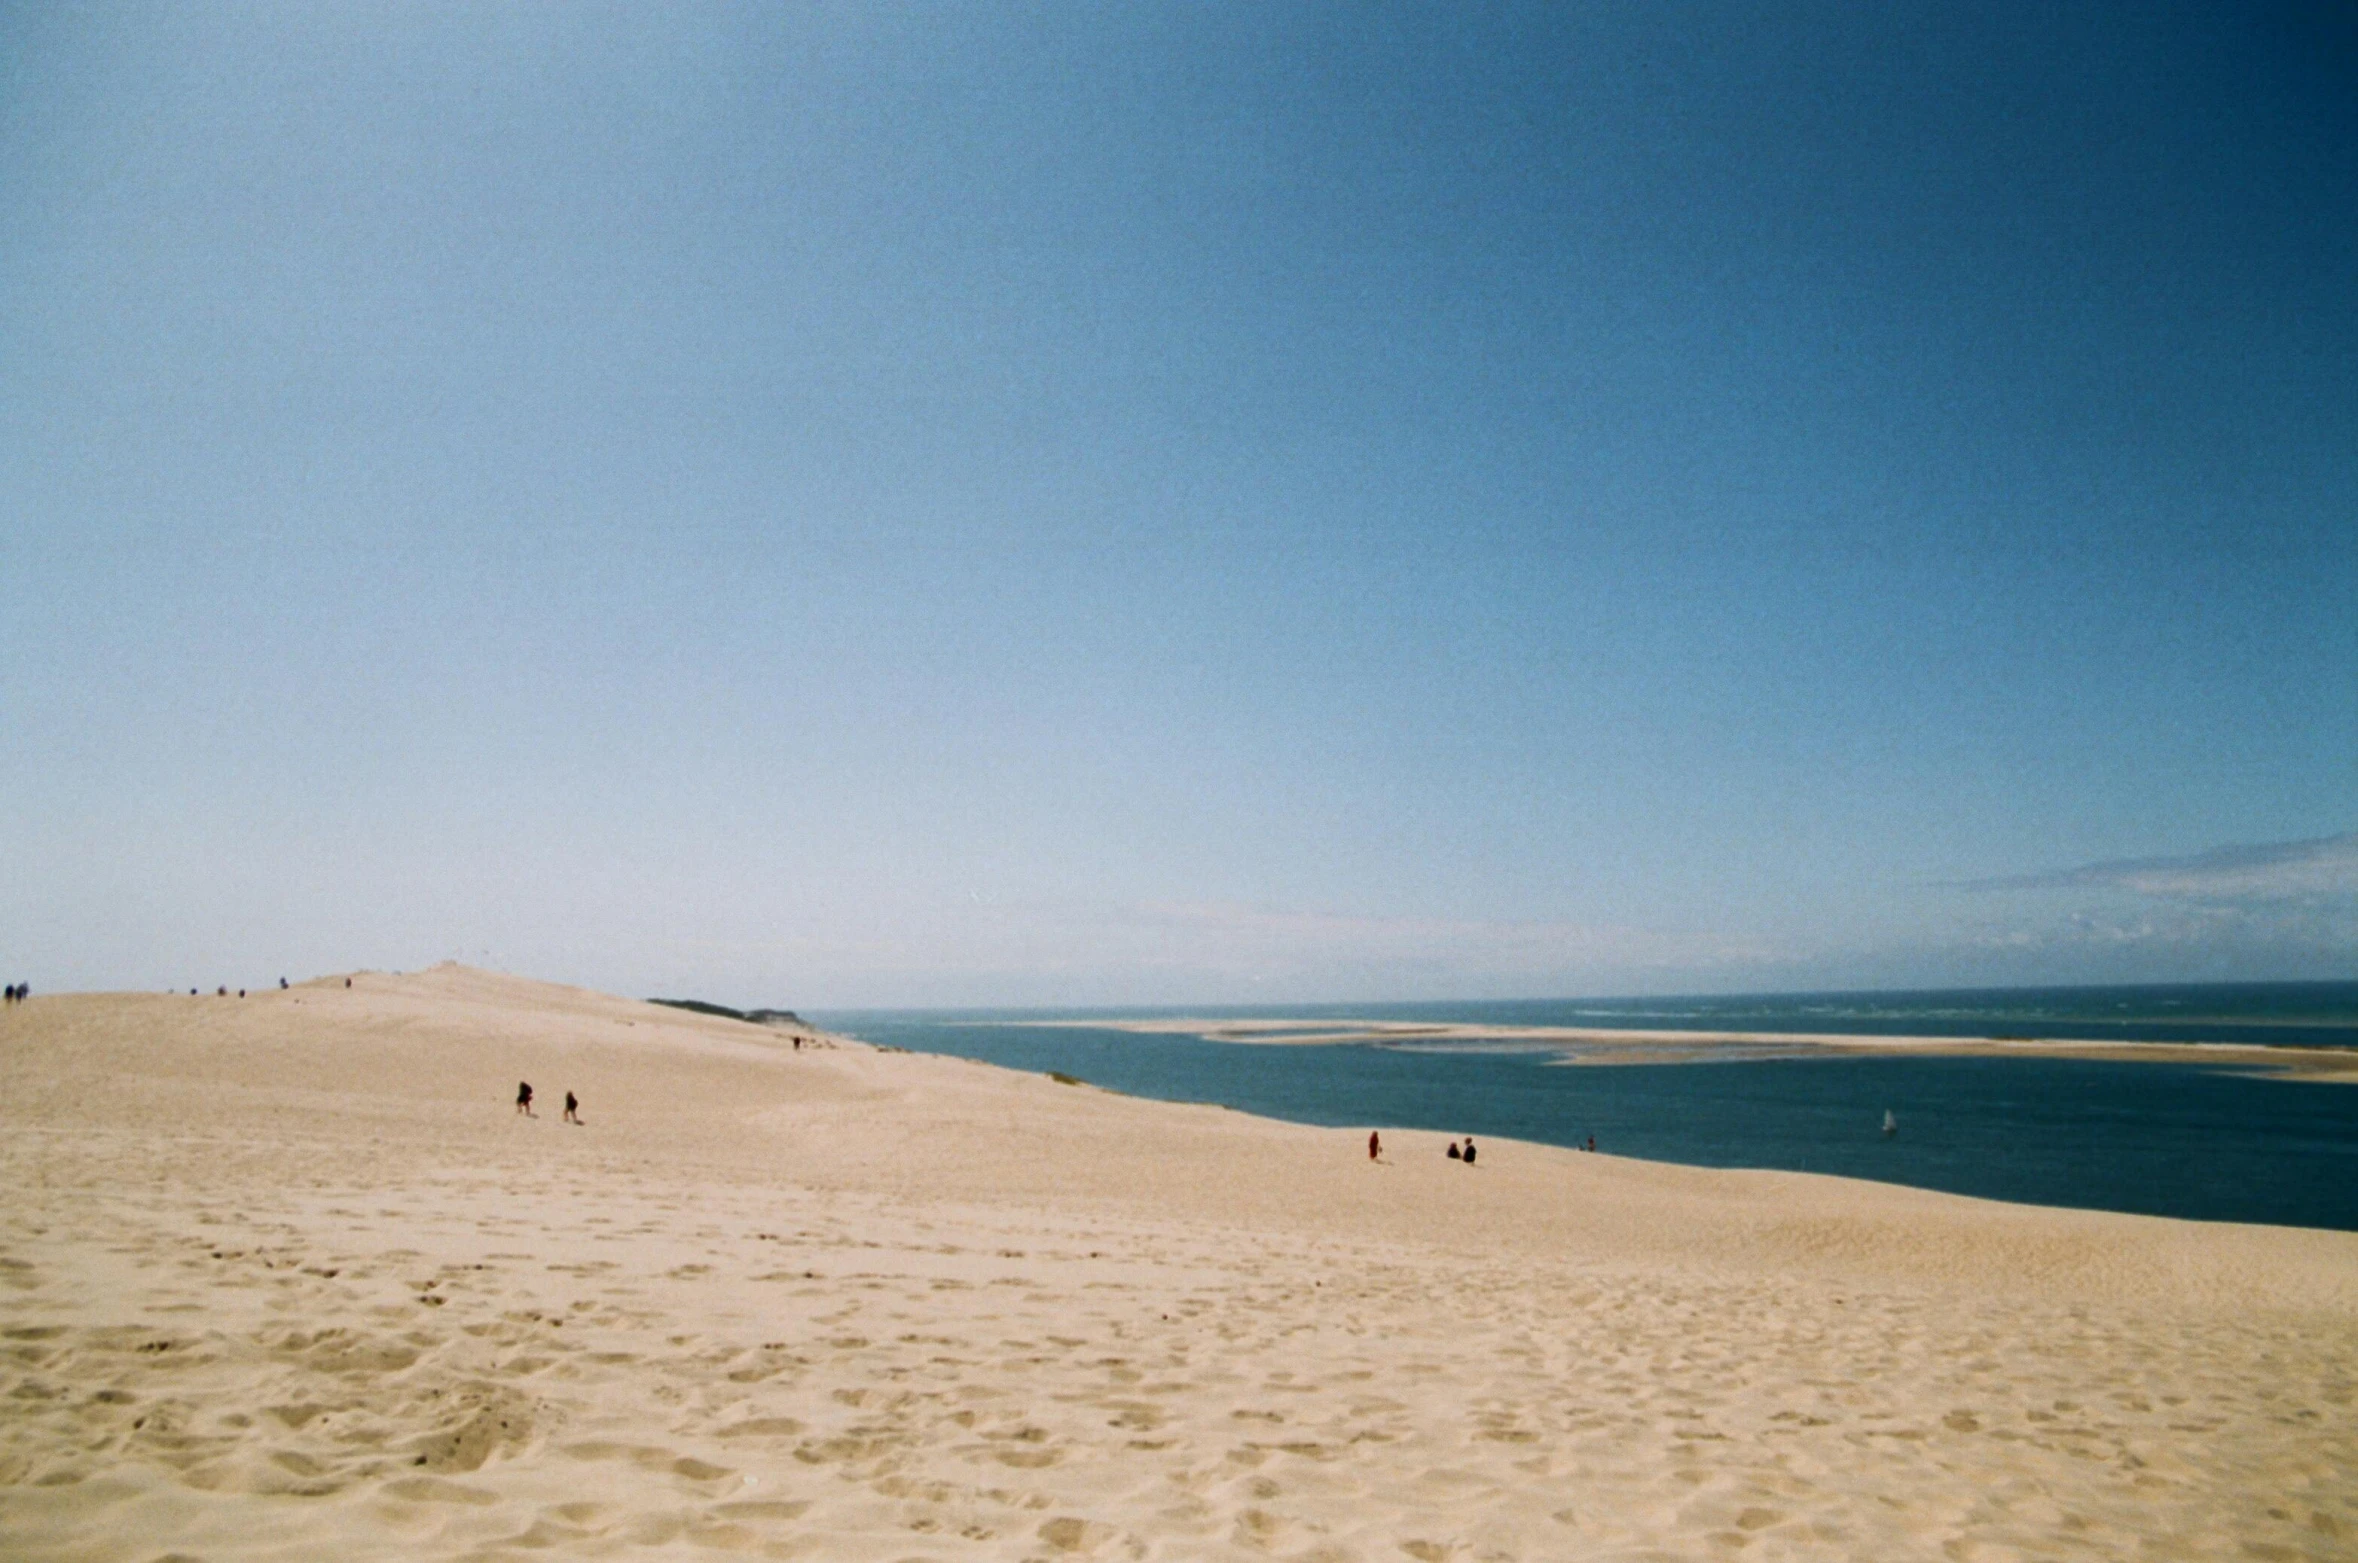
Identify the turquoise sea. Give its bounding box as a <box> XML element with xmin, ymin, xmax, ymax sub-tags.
<box><xmin>816</xmin><ymin>982</ymin><xmax>2358</xmax><ymax>1233</ymax></box>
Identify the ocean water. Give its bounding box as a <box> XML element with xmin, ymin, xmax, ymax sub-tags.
<box><xmin>816</xmin><ymin>983</ymin><xmax>2358</xmax><ymax>1233</ymax></box>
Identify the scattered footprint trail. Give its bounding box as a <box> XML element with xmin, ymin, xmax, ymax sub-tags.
<box><xmin>4</xmin><ymin>1131</ymin><xmax>2353</xmax><ymax>1562</ymax></box>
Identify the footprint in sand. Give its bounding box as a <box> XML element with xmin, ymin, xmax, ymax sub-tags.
<box><xmin>381</xmin><ymin>1474</ymin><xmax>500</xmax><ymax>1506</ymax></box>
<box><xmin>716</xmin><ymin>1498</ymin><xmax>812</xmax><ymax>1522</ymax></box>
<box><xmin>715</xmin><ymin>1416</ymin><xmax>806</xmax><ymax>1439</ymax></box>
<box><xmin>406</xmin><ymin>1383</ymin><xmax>536</xmax><ymax>1472</ymax></box>
<box><xmin>1038</xmin><ymin>1515</ymin><xmax>1122</xmax><ymax>1553</ymax></box>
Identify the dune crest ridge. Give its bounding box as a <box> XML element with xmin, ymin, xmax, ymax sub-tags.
<box><xmin>3</xmin><ymin>966</ymin><xmax>2352</xmax><ymax>1560</ymax></box>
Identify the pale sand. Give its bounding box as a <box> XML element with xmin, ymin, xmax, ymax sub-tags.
<box><xmin>1041</xmin><ymin>1017</ymin><xmax>2358</xmax><ymax>1079</ymax></box>
<box><xmin>3</xmin><ymin>967</ymin><xmax>2354</xmax><ymax>1561</ymax></box>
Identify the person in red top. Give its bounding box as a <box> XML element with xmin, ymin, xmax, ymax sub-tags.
<box><xmin>1367</xmin><ymin>1130</ymin><xmax>1382</xmax><ymax>1161</ymax></box>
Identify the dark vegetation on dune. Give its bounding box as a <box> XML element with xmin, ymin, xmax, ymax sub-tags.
<box><xmin>649</xmin><ymin>998</ymin><xmax>807</xmax><ymax>1028</ymax></box>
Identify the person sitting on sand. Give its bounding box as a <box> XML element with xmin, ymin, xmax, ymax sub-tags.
<box><xmin>1462</xmin><ymin>1138</ymin><xmax>1477</xmax><ymax>1165</ymax></box>
<box><xmin>563</xmin><ymin>1090</ymin><xmax>579</xmax><ymax>1124</ymax></box>
<box><xmin>516</xmin><ymin>1081</ymin><xmax>535</xmax><ymax>1117</ymax></box>
<box><xmin>1447</xmin><ymin>1140</ymin><xmax>1461</xmax><ymax>1160</ymax></box>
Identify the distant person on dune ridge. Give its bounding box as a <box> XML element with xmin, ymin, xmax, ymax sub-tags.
<box><xmin>563</xmin><ymin>1090</ymin><xmax>579</xmax><ymax>1124</ymax></box>
<box><xmin>1462</xmin><ymin>1138</ymin><xmax>1477</xmax><ymax>1165</ymax></box>
<box><xmin>516</xmin><ymin>1081</ymin><xmax>534</xmax><ymax>1117</ymax></box>
<box><xmin>1447</xmin><ymin>1140</ymin><xmax>1461</xmax><ymax>1160</ymax></box>
<box><xmin>1368</xmin><ymin>1130</ymin><xmax>1382</xmax><ymax>1162</ymax></box>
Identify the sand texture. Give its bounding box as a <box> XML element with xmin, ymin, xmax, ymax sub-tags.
<box><xmin>3</xmin><ymin>967</ymin><xmax>2355</xmax><ymax>1561</ymax></box>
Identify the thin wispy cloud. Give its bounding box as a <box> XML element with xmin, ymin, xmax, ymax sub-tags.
<box><xmin>1962</xmin><ymin>833</ymin><xmax>2358</xmax><ymax>901</ymax></box>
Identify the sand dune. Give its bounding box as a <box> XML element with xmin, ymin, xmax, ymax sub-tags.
<box><xmin>3</xmin><ymin>965</ymin><xmax>2354</xmax><ymax>1560</ymax></box>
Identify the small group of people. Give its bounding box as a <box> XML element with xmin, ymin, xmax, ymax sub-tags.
<box><xmin>2</xmin><ymin>982</ymin><xmax>27</xmax><ymax>1004</ymax></box>
<box><xmin>515</xmin><ymin>1082</ymin><xmax>582</xmax><ymax>1124</ymax></box>
<box><xmin>1369</xmin><ymin>1130</ymin><xmax>1596</xmax><ymax>1163</ymax></box>
<box><xmin>177</xmin><ymin>978</ymin><xmax>301</xmax><ymax>996</ymax></box>
<box><xmin>1363</xmin><ymin>1130</ymin><xmax>1481</xmax><ymax>1165</ymax></box>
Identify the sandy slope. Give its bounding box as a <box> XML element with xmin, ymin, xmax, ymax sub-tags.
<box><xmin>2</xmin><ymin>966</ymin><xmax>2353</xmax><ymax>1561</ymax></box>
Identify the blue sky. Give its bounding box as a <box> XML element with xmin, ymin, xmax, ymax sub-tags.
<box><xmin>4</xmin><ymin>3</ymin><xmax>2353</xmax><ymax>1005</ymax></box>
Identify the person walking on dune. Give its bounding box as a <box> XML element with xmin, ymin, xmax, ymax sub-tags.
<box><xmin>1368</xmin><ymin>1130</ymin><xmax>1382</xmax><ymax>1162</ymax></box>
<box><xmin>563</xmin><ymin>1090</ymin><xmax>579</xmax><ymax>1124</ymax></box>
<box><xmin>516</xmin><ymin>1081</ymin><xmax>535</xmax><ymax>1117</ymax></box>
